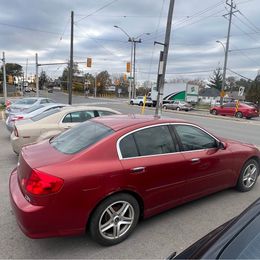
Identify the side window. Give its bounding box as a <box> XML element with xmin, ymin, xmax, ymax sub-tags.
<box><xmin>120</xmin><ymin>134</ymin><xmax>139</xmax><ymax>158</ymax></box>
<box><xmin>174</xmin><ymin>125</ymin><xmax>217</xmax><ymax>151</ymax></box>
<box><xmin>134</xmin><ymin>125</ymin><xmax>176</xmax><ymax>156</ymax></box>
<box><xmin>68</xmin><ymin>111</ymin><xmax>93</xmax><ymax>123</ymax></box>
<box><xmin>62</xmin><ymin>113</ymin><xmax>72</xmax><ymax>123</ymax></box>
<box><xmin>98</xmin><ymin>110</ymin><xmax>116</xmax><ymax>116</ymax></box>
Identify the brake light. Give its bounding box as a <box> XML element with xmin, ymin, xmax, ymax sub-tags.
<box><xmin>11</xmin><ymin>115</ymin><xmax>24</xmax><ymax>121</ymax></box>
<box><xmin>21</xmin><ymin>169</ymin><xmax>64</xmax><ymax>195</ymax></box>
<box><xmin>5</xmin><ymin>100</ymin><xmax>11</xmax><ymax>107</ymax></box>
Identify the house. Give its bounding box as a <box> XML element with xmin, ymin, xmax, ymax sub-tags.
<box><xmin>198</xmin><ymin>87</ymin><xmax>220</xmax><ymax>104</ymax></box>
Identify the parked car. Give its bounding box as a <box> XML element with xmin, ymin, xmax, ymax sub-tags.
<box><xmin>210</xmin><ymin>102</ymin><xmax>259</xmax><ymax>119</ymax></box>
<box><xmin>11</xmin><ymin>106</ymin><xmax>121</xmax><ymax>154</ymax></box>
<box><xmin>9</xmin><ymin>115</ymin><xmax>260</xmax><ymax>246</ymax></box>
<box><xmin>5</xmin><ymin>97</ymin><xmax>56</xmax><ymax>118</ymax></box>
<box><xmin>163</xmin><ymin>100</ymin><xmax>193</xmax><ymax>111</ymax></box>
<box><xmin>170</xmin><ymin>198</ymin><xmax>260</xmax><ymax>259</ymax></box>
<box><xmin>130</xmin><ymin>96</ymin><xmax>153</xmax><ymax>107</ymax></box>
<box><xmin>6</xmin><ymin>103</ymin><xmax>69</xmax><ymax>132</ymax></box>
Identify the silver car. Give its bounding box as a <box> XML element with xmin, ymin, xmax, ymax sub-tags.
<box><xmin>163</xmin><ymin>100</ymin><xmax>193</xmax><ymax>111</ymax></box>
<box><xmin>5</xmin><ymin>97</ymin><xmax>56</xmax><ymax>118</ymax></box>
<box><xmin>6</xmin><ymin>103</ymin><xmax>68</xmax><ymax>132</ymax></box>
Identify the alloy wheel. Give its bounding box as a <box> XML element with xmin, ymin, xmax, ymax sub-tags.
<box><xmin>98</xmin><ymin>201</ymin><xmax>135</xmax><ymax>240</ymax></box>
<box><xmin>242</xmin><ymin>164</ymin><xmax>258</xmax><ymax>188</ymax></box>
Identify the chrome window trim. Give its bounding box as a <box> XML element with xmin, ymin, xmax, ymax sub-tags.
<box><xmin>116</xmin><ymin>122</ymin><xmax>221</xmax><ymax>160</ymax></box>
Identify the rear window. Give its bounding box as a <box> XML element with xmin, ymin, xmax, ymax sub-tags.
<box><xmin>24</xmin><ymin>105</ymin><xmax>44</xmax><ymax>113</ymax></box>
<box><xmin>15</xmin><ymin>98</ymin><xmax>37</xmax><ymax>105</ymax></box>
<box><xmin>31</xmin><ymin>108</ymin><xmax>61</xmax><ymax>121</ymax></box>
<box><xmin>50</xmin><ymin>121</ymin><xmax>114</xmax><ymax>154</ymax></box>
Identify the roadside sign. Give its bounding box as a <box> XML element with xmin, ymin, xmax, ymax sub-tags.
<box><xmin>238</xmin><ymin>86</ymin><xmax>245</xmax><ymax>96</ymax></box>
<box><xmin>220</xmin><ymin>90</ymin><xmax>225</xmax><ymax>98</ymax></box>
<box><xmin>128</xmin><ymin>76</ymin><xmax>134</xmax><ymax>80</ymax></box>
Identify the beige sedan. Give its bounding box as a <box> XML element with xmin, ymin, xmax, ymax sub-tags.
<box><xmin>11</xmin><ymin>106</ymin><xmax>121</xmax><ymax>154</ymax></box>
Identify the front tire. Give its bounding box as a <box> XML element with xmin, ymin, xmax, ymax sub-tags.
<box><xmin>89</xmin><ymin>193</ymin><xmax>140</xmax><ymax>246</ymax></box>
<box><xmin>211</xmin><ymin>109</ymin><xmax>217</xmax><ymax>115</ymax></box>
<box><xmin>236</xmin><ymin>159</ymin><xmax>259</xmax><ymax>192</ymax></box>
<box><xmin>176</xmin><ymin>107</ymin><xmax>180</xmax><ymax>111</ymax></box>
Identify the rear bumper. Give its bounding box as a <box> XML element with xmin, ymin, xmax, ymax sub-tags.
<box><xmin>9</xmin><ymin>169</ymin><xmax>84</xmax><ymax>238</ymax></box>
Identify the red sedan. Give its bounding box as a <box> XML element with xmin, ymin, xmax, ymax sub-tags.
<box><xmin>9</xmin><ymin>115</ymin><xmax>260</xmax><ymax>245</ymax></box>
<box><xmin>210</xmin><ymin>102</ymin><xmax>259</xmax><ymax>119</ymax></box>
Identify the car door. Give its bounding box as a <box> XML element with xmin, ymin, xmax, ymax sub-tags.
<box><xmin>118</xmin><ymin>124</ymin><xmax>188</xmax><ymax>216</ymax></box>
<box><xmin>173</xmin><ymin>124</ymin><xmax>234</xmax><ymax>201</ymax></box>
<box><xmin>221</xmin><ymin>103</ymin><xmax>235</xmax><ymax>116</ymax></box>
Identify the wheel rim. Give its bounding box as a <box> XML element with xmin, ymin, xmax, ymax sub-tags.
<box><xmin>236</xmin><ymin>112</ymin><xmax>242</xmax><ymax>118</ymax></box>
<box><xmin>177</xmin><ymin>107</ymin><xmax>180</xmax><ymax>111</ymax></box>
<box><xmin>242</xmin><ymin>164</ymin><xmax>258</xmax><ymax>188</ymax></box>
<box><xmin>99</xmin><ymin>201</ymin><xmax>135</xmax><ymax>240</ymax></box>
<box><xmin>212</xmin><ymin>110</ymin><xmax>217</xmax><ymax>115</ymax></box>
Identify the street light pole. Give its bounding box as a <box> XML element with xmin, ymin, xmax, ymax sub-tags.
<box><xmin>2</xmin><ymin>52</ymin><xmax>7</xmax><ymax>104</ymax></box>
<box><xmin>114</xmin><ymin>26</ymin><xmax>150</xmax><ymax>100</ymax></box>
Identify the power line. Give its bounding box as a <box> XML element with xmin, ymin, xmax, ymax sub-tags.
<box><xmin>76</xmin><ymin>0</ymin><xmax>119</xmax><ymax>23</ymax></box>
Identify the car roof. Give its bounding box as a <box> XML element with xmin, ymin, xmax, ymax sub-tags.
<box><xmin>92</xmin><ymin>114</ymin><xmax>187</xmax><ymax>131</ymax></box>
<box><xmin>59</xmin><ymin>105</ymin><xmax>121</xmax><ymax>113</ymax></box>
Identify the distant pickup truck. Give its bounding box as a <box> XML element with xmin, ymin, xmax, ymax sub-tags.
<box><xmin>130</xmin><ymin>96</ymin><xmax>153</xmax><ymax>107</ymax></box>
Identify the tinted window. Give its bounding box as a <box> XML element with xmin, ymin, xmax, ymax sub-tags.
<box><xmin>15</xmin><ymin>98</ymin><xmax>37</xmax><ymax>105</ymax></box>
<box><xmin>174</xmin><ymin>125</ymin><xmax>217</xmax><ymax>151</ymax></box>
<box><xmin>220</xmin><ymin>215</ymin><xmax>260</xmax><ymax>259</ymax></box>
<box><xmin>120</xmin><ymin>134</ymin><xmax>139</xmax><ymax>158</ymax></box>
<box><xmin>24</xmin><ymin>104</ymin><xmax>44</xmax><ymax>113</ymax></box>
<box><xmin>62</xmin><ymin>111</ymin><xmax>94</xmax><ymax>123</ymax></box>
<box><xmin>223</xmin><ymin>103</ymin><xmax>235</xmax><ymax>108</ymax></box>
<box><xmin>50</xmin><ymin>121</ymin><xmax>114</xmax><ymax>154</ymax></box>
<box><xmin>133</xmin><ymin>125</ymin><xmax>176</xmax><ymax>156</ymax></box>
<box><xmin>31</xmin><ymin>108</ymin><xmax>61</xmax><ymax>121</ymax></box>
<box><xmin>40</xmin><ymin>99</ymin><xmax>48</xmax><ymax>104</ymax></box>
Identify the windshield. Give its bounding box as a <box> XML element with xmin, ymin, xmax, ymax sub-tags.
<box><xmin>50</xmin><ymin>120</ymin><xmax>114</xmax><ymax>154</ymax></box>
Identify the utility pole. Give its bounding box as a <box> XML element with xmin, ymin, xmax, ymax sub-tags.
<box><xmin>35</xmin><ymin>53</ymin><xmax>39</xmax><ymax>97</ymax></box>
<box><xmin>155</xmin><ymin>0</ymin><xmax>175</xmax><ymax>117</ymax></box>
<box><xmin>25</xmin><ymin>58</ymin><xmax>28</xmax><ymax>82</ymax></box>
<box><xmin>220</xmin><ymin>0</ymin><xmax>238</xmax><ymax>106</ymax></box>
<box><xmin>68</xmin><ymin>11</ymin><xmax>74</xmax><ymax>105</ymax></box>
<box><xmin>132</xmin><ymin>38</ymin><xmax>141</xmax><ymax>98</ymax></box>
<box><xmin>129</xmin><ymin>42</ymin><xmax>133</xmax><ymax>101</ymax></box>
<box><xmin>2</xmin><ymin>52</ymin><xmax>7</xmax><ymax>104</ymax></box>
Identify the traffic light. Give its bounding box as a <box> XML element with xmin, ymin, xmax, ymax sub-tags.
<box><xmin>87</xmin><ymin>58</ymin><xmax>92</xmax><ymax>68</ymax></box>
<box><xmin>126</xmin><ymin>62</ymin><xmax>131</xmax><ymax>73</ymax></box>
<box><xmin>123</xmin><ymin>74</ymin><xmax>127</xmax><ymax>81</ymax></box>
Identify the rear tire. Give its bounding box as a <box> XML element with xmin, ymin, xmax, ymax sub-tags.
<box><xmin>89</xmin><ymin>193</ymin><xmax>140</xmax><ymax>246</ymax></box>
<box><xmin>130</xmin><ymin>101</ymin><xmax>134</xmax><ymax>105</ymax></box>
<box><xmin>163</xmin><ymin>105</ymin><xmax>167</xmax><ymax>110</ymax></box>
<box><xmin>235</xmin><ymin>111</ymin><xmax>243</xmax><ymax>118</ymax></box>
<box><xmin>139</xmin><ymin>102</ymin><xmax>143</xmax><ymax>106</ymax></box>
<box><xmin>236</xmin><ymin>159</ymin><xmax>259</xmax><ymax>192</ymax></box>
<box><xmin>176</xmin><ymin>107</ymin><xmax>180</xmax><ymax>111</ymax></box>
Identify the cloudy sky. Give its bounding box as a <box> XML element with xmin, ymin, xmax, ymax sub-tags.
<box><xmin>1</xmin><ymin>0</ymin><xmax>260</xmax><ymax>83</ymax></box>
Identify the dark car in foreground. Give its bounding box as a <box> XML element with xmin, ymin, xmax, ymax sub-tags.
<box><xmin>170</xmin><ymin>198</ymin><xmax>260</xmax><ymax>259</ymax></box>
<box><xmin>210</xmin><ymin>102</ymin><xmax>259</xmax><ymax>119</ymax></box>
<box><xmin>9</xmin><ymin>115</ymin><xmax>260</xmax><ymax>246</ymax></box>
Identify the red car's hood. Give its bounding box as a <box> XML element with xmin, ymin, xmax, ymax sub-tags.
<box><xmin>220</xmin><ymin>137</ymin><xmax>258</xmax><ymax>150</ymax></box>
<box><xmin>21</xmin><ymin>139</ymin><xmax>73</xmax><ymax>169</ymax></box>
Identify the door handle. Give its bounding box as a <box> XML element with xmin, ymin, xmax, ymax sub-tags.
<box><xmin>64</xmin><ymin>126</ymin><xmax>72</xmax><ymax>129</ymax></box>
<box><xmin>131</xmin><ymin>167</ymin><xmax>146</xmax><ymax>174</ymax></box>
<box><xmin>191</xmin><ymin>158</ymin><xmax>200</xmax><ymax>163</ymax></box>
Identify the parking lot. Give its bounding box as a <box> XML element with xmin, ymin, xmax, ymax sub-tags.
<box><xmin>1</xmin><ymin>110</ymin><xmax>260</xmax><ymax>258</ymax></box>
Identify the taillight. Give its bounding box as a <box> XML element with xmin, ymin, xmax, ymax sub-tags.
<box><xmin>21</xmin><ymin>169</ymin><xmax>64</xmax><ymax>196</ymax></box>
<box><xmin>6</xmin><ymin>100</ymin><xmax>11</xmax><ymax>107</ymax></box>
<box><xmin>11</xmin><ymin>115</ymin><xmax>24</xmax><ymax>121</ymax></box>
<box><xmin>14</xmin><ymin>126</ymin><xmax>19</xmax><ymax>137</ymax></box>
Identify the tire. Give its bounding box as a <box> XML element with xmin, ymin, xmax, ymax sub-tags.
<box><xmin>235</xmin><ymin>111</ymin><xmax>243</xmax><ymax>118</ymax></box>
<box><xmin>176</xmin><ymin>107</ymin><xmax>180</xmax><ymax>111</ymax></box>
<box><xmin>236</xmin><ymin>159</ymin><xmax>259</xmax><ymax>192</ymax></box>
<box><xmin>163</xmin><ymin>105</ymin><xmax>167</xmax><ymax>110</ymax></box>
<box><xmin>211</xmin><ymin>109</ymin><xmax>217</xmax><ymax>115</ymax></box>
<box><xmin>89</xmin><ymin>193</ymin><xmax>140</xmax><ymax>246</ymax></box>
<box><xmin>139</xmin><ymin>102</ymin><xmax>143</xmax><ymax>106</ymax></box>
<box><xmin>130</xmin><ymin>101</ymin><xmax>134</xmax><ymax>105</ymax></box>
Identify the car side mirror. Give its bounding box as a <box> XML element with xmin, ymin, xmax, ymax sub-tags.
<box><xmin>218</xmin><ymin>141</ymin><xmax>227</xmax><ymax>150</ymax></box>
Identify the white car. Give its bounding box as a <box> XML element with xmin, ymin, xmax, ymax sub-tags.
<box><xmin>11</xmin><ymin>106</ymin><xmax>121</xmax><ymax>154</ymax></box>
<box><xmin>130</xmin><ymin>96</ymin><xmax>153</xmax><ymax>107</ymax></box>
